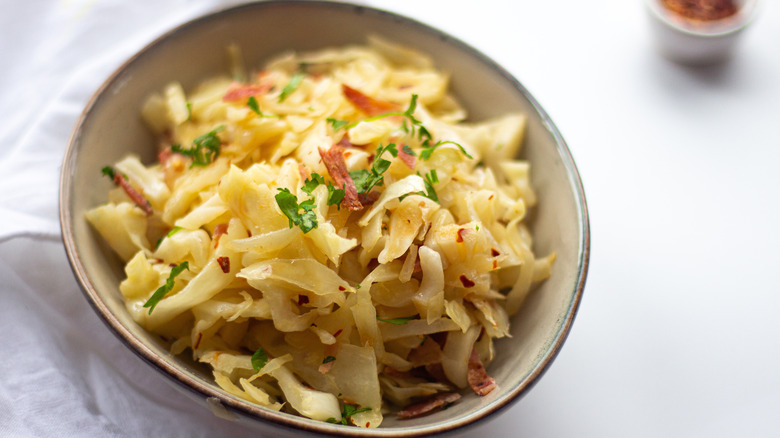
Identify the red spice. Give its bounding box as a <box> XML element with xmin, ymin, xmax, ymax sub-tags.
<box><xmin>298</xmin><ymin>295</ymin><xmax>310</xmax><ymax>306</ymax></box>
<box><xmin>212</xmin><ymin>223</ymin><xmax>228</xmax><ymax>249</ymax></box>
<box><xmin>217</xmin><ymin>256</ymin><xmax>230</xmax><ymax>273</ymax></box>
<box><xmin>333</xmin><ymin>329</ymin><xmax>343</xmax><ymax>338</ymax></box>
<box><xmin>661</xmin><ymin>0</ymin><xmax>738</xmax><ymax>21</ymax></box>
<box><xmin>491</xmin><ymin>248</ymin><xmax>500</xmax><ymax>257</ymax></box>
<box><xmin>459</xmin><ymin>275</ymin><xmax>475</xmax><ymax>288</ymax></box>
<box><xmin>222</xmin><ymin>82</ymin><xmax>273</xmax><ymax>101</ymax></box>
<box><xmin>456</xmin><ymin>228</ymin><xmax>466</xmax><ymax>243</ymax></box>
<box><xmin>338</xmin><ymin>286</ymin><xmax>346</xmax><ymax>291</ymax></box>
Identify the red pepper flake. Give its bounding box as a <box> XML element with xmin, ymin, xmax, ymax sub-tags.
<box><xmin>298</xmin><ymin>294</ymin><xmax>310</xmax><ymax>306</ymax></box>
<box><xmin>113</xmin><ymin>173</ymin><xmax>153</xmax><ymax>216</ymax></box>
<box><xmin>488</xmin><ymin>194</ymin><xmax>494</xmax><ymax>200</ymax></box>
<box><xmin>459</xmin><ymin>275</ymin><xmax>475</xmax><ymax>288</ymax></box>
<box><xmin>217</xmin><ymin>256</ymin><xmax>230</xmax><ymax>273</ymax></box>
<box><xmin>456</xmin><ymin>228</ymin><xmax>466</xmax><ymax>243</ymax></box>
<box><xmin>212</xmin><ymin>223</ymin><xmax>229</xmax><ymax>249</ymax></box>
<box><xmin>492</xmin><ymin>260</ymin><xmax>499</xmax><ymax>270</ymax></box>
<box><xmin>661</xmin><ymin>0</ymin><xmax>738</xmax><ymax>21</ymax></box>
<box><xmin>491</xmin><ymin>248</ymin><xmax>500</xmax><ymax>257</ymax></box>
<box><xmin>341</xmin><ymin>84</ymin><xmax>400</xmax><ymax>116</ymax></box>
<box><xmin>338</xmin><ymin>286</ymin><xmax>346</xmax><ymax>291</ymax></box>
<box><xmin>333</xmin><ymin>329</ymin><xmax>343</xmax><ymax>338</ymax></box>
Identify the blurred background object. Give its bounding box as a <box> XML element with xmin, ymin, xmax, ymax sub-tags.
<box><xmin>646</xmin><ymin>0</ymin><xmax>760</xmax><ymax>64</ymax></box>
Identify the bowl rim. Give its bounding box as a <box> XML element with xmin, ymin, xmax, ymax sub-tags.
<box><xmin>59</xmin><ymin>0</ymin><xmax>590</xmax><ymax>436</ymax></box>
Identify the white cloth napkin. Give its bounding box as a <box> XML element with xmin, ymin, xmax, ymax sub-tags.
<box><xmin>0</xmin><ymin>1</ymin><xmax>271</xmax><ymax>436</ymax></box>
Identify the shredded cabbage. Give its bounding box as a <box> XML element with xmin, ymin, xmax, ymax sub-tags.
<box><xmin>86</xmin><ymin>37</ymin><xmax>554</xmax><ymax>427</ymax></box>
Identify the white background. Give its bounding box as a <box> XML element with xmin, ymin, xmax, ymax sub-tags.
<box><xmin>1</xmin><ymin>1</ymin><xmax>779</xmax><ymax>437</ymax></box>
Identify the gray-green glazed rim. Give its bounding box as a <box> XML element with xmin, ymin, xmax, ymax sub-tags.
<box><xmin>60</xmin><ymin>1</ymin><xmax>590</xmax><ymax>436</ymax></box>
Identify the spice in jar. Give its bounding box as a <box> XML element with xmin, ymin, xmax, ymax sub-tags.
<box><xmin>661</xmin><ymin>0</ymin><xmax>738</xmax><ymax>21</ymax></box>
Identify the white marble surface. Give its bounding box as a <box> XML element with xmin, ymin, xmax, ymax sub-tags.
<box><xmin>1</xmin><ymin>1</ymin><xmax>779</xmax><ymax>436</ymax></box>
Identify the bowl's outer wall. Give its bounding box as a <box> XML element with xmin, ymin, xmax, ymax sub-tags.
<box><xmin>61</xmin><ymin>1</ymin><xmax>588</xmax><ymax>436</ymax></box>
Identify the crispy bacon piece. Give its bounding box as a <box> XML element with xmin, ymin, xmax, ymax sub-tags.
<box><xmin>217</xmin><ymin>256</ymin><xmax>230</xmax><ymax>273</ymax></box>
<box><xmin>424</xmin><ymin>363</ymin><xmax>449</xmax><ymax>384</ymax></box>
<box><xmin>341</xmin><ymin>84</ymin><xmax>400</xmax><ymax>116</ymax></box>
<box><xmin>467</xmin><ymin>347</ymin><xmax>497</xmax><ymax>396</ymax></box>
<box><xmin>337</xmin><ymin>136</ymin><xmax>357</xmax><ymax>149</ymax></box>
<box><xmin>397</xmin><ymin>392</ymin><xmax>462</xmax><ymax>419</ymax></box>
<box><xmin>113</xmin><ymin>173</ymin><xmax>153</xmax><ymax>216</ymax></box>
<box><xmin>408</xmin><ymin>337</ymin><xmax>444</xmax><ymax>367</ymax></box>
<box><xmin>222</xmin><ymin>82</ymin><xmax>273</xmax><ymax>102</ymax></box>
<box><xmin>397</xmin><ymin>145</ymin><xmax>416</xmax><ymax>169</ymax></box>
<box><xmin>318</xmin><ymin>145</ymin><xmax>362</xmax><ymax>211</ymax></box>
<box><xmin>212</xmin><ymin>223</ymin><xmax>229</xmax><ymax>249</ymax></box>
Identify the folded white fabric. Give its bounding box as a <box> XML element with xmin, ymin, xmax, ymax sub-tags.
<box><xmin>0</xmin><ymin>1</ymin><xmax>265</xmax><ymax>436</ymax></box>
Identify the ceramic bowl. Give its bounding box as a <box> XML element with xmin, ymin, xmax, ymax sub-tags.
<box><xmin>646</xmin><ymin>0</ymin><xmax>760</xmax><ymax>64</ymax></box>
<box><xmin>60</xmin><ymin>1</ymin><xmax>589</xmax><ymax>436</ymax></box>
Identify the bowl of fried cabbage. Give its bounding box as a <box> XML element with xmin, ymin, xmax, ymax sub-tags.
<box><xmin>60</xmin><ymin>1</ymin><xmax>589</xmax><ymax>436</ymax></box>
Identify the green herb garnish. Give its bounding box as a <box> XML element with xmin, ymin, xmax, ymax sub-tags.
<box><xmin>155</xmin><ymin>226</ymin><xmax>182</xmax><ymax>249</ymax></box>
<box><xmin>279</xmin><ymin>72</ymin><xmax>305</xmax><ymax>102</ymax></box>
<box><xmin>376</xmin><ymin>316</ymin><xmax>416</xmax><ymax>325</ymax></box>
<box><xmin>186</xmin><ymin>102</ymin><xmax>192</xmax><ymax>121</ymax></box>
<box><xmin>251</xmin><ymin>347</ymin><xmax>268</xmax><ymax>371</ymax></box>
<box><xmin>326</xmin><ymin>118</ymin><xmax>350</xmax><ymax>131</ymax></box>
<box><xmin>143</xmin><ymin>261</ymin><xmax>189</xmax><ymax>314</ymax></box>
<box><xmin>328</xmin><ymin>404</ymin><xmax>372</xmax><ymax>425</ymax></box>
<box><xmin>419</xmin><ymin>169</ymin><xmax>439</xmax><ymax>203</ymax></box>
<box><xmin>349</xmin><ymin>143</ymin><xmax>398</xmax><ymax>195</ymax></box>
<box><xmin>401</xmin><ymin>144</ymin><xmax>417</xmax><ymax>157</ymax></box>
<box><xmin>171</xmin><ymin>125</ymin><xmax>225</xmax><ymax>167</ymax></box>
<box><xmin>247</xmin><ymin>96</ymin><xmax>261</xmax><ymax>115</ymax></box>
<box><xmin>275</xmin><ymin>188</ymin><xmax>318</xmax><ymax>233</ymax></box>
<box><xmin>326</xmin><ymin>183</ymin><xmax>345</xmax><ymax>208</ymax></box>
<box><xmin>101</xmin><ymin>166</ymin><xmax>116</xmax><ymax>180</ymax></box>
<box><xmin>301</xmin><ymin>172</ymin><xmax>326</xmax><ymax>196</ymax></box>
<box><xmin>419</xmin><ymin>140</ymin><xmax>473</xmax><ymax>161</ymax></box>
<box><xmin>322</xmin><ymin>356</ymin><xmax>336</xmax><ymax>364</ymax></box>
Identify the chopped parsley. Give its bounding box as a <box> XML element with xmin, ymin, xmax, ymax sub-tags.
<box><xmin>143</xmin><ymin>261</ymin><xmax>189</xmax><ymax>314</ymax></box>
<box><xmin>401</xmin><ymin>144</ymin><xmax>417</xmax><ymax>157</ymax></box>
<box><xmin>101</xmin><ymin>166</ymin><xmax>116</xmax><ymax>180</ymax></box>
<box><xmin>251</xmin><ymin>347</ymin><xmax>268</xmax><ymax>371</ymax></box>
<box><xmin>419</xmin><ymin>140</ymin><xmax>473</xmax><ymax>161</ymax></box>
<box><xmin>301</xmin><ymin>172</ymin><xmax>326</xmax><ymax>196</ymax></box>
<box><xmin>279</xmin><ymin>72</ymin><xmax>305</xmax><ymax>102</ymax></box>
<box><xmin>326</xmin><ymin>183</ymin><xmax>346</xmax><ymax>208</ymax></box>
<box><xmin>155</xmin><ymin>226</ymin><xmax>182</xmax><ymax>249</ymax></box>
<box><xmin>326</xmin><ymin>404</ymin><xmax>372</xmax><ymax>425</ymax></box>
<box><xmin>246</xmin><ymin>96</ymin><xmax>278</xmax><ymax>118</ymax></box>
<box><xmin>171</xmin><ymin>125</ymin><xmax>225</xmax><ymax>167</ymax></box>
<box><xmin>247</xmin><ymin>96</ymin><xmax>261</xmax><ymax>115</ymax></box>
<box><xmin>322</xmin><ymin>356</ymin><xmax>336</xmax><ymax>364</ymax></box>
<box><xmin>349</xmin><ymin>143</ymin><xmax>398</xmax><ymax>195</ymax></box>
<box><xmin>376</xmin><ymin>316</ymin><xmax>416</xmax><ymax>325</ymax></box>
<box><xmin>186</xmin><ymin>102</ymin><xmax>192</xmax><ymax>121</ymax></box>
<box><xmin>419</xmin><ymin>169</ymin><xmax>439</xmax><ymax>203</ymax></box>
<box><xmin>326</xmin><ymin>118</ymin><xmax>349</xmax><ymax>131</ymax></box>
<box><xmin>301</xmin><ymin>173</ymin><xmax>346</xmax><ymax>210</ymax></box>
<box><xmin>275</xmin><ymin>188</ymin><xmax>318</xmax><ymax>233</ymax></box>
